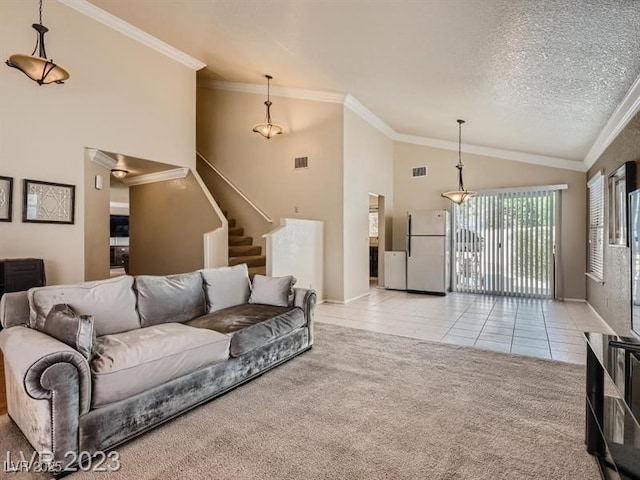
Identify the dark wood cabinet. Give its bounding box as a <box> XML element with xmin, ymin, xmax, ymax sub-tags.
<box><xmin>110</xmin><ymin>246</ymin><xmax>129</xmax><ymax>268</ymax></box>
<box><xmin>0</xmin><ymin>258</ymin><xmax>46</xmax><ymax>298</ymax></box>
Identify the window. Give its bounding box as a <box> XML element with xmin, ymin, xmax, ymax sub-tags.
<box><xmin>587</xmin><ymin>172</ymin><xmax>605</xmax><ymax>280</ymax></box>
<box><xmin>369</xmin><ymin>211</ymin><xmax>378</xmax><ymax>237</ymax></box>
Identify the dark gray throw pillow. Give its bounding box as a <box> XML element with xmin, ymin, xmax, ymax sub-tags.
<box><xmin>248</xmin><ymin>274</ymin><xmax>297</xmax><ymax>307</ymax></box>
<box><xmin>40</xmin><ymin>304</ymin><xmax>95</xmax><ymax>360</ymax></box>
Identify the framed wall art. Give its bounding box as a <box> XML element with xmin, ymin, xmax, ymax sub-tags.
<box><xmin>22</xmin><ymin>179</ymin><xmax>75</xmax><ymax>224</ymax></box>
<box><xmin>0</xmin><ymin>176</ymin><xmax>13</xmax><ymax>222</ymax></box>
<box><xmin>608</xmin><ymin>161</ymin><xmax>636</xmax><ymax>246</ymax></box>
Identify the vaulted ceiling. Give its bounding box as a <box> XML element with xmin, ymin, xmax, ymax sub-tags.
<box><xmin>88</xmin><ymin>0</ymin><xmax>640</xmax><ymax>168</ymax></box>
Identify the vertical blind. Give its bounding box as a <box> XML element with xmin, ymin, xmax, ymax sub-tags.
<box><xmin>452</xmin><ymin>187</ymin><xmax>558</xmax><ymax>298</ymax></box>
<box><xmin>587</xmin><ymin>172</ymin><xmax>605</xmax><ymax>280</ymax></box>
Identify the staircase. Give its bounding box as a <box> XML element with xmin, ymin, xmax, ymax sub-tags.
<box><xmin>225</xmin><ymin>211</ymin><xmax>266</xmax><ymax>278</ymax></box>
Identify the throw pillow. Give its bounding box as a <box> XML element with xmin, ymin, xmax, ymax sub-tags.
<box><xmin>248</xmin><ymin>274</ymin><xmax>297</xmax><ymax>307</ymax></box>
<box><xmin>40</xmin><ymin>304</ymin><xmax>95</xmax><ymax>360</ymax></box>
<box><xmin>200</xmin><ymin>264</ymin><xmax>251</xmax><ymax>313</ymax></box>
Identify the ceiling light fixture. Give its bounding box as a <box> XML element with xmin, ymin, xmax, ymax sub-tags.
<box><xmin>111</xmin><ymin>169</ymin><xmax>129</xmax><ymax>180</ymax></box>
<box><xmin>441</xmin><ymin>119</ymin><xmax>476</xmax><ymax>205</ymax></box>
<box><xmin>252</xmin><ymin>75</ymin><xmax>283</xmax><ymax>139</ymax></box>
<box><xmin>5</xmin><ymin>0</ymin><xmax>70</xmax><ymax>85</ymax></box>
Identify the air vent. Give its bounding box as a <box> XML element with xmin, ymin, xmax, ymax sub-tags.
<box><xmin>412</xmin><ymin>166</ymin><xmax>427</xmax><ymax>177</ymax></box>
<box><xmin>295</xmin><ymin>157</ymin><xmax>308</xmax><ymax>169</ymax></box>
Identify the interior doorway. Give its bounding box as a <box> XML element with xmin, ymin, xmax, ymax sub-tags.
<box><xmin>369</xmin><ymin>193</ymin><xmax>386</xmax><ymax>287</ymax></box>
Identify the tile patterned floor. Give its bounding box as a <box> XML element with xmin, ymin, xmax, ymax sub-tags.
<box><xmin>315</xmin><ymin>288</ymin><xmax>614</xmax><ymax>364</ymax></box>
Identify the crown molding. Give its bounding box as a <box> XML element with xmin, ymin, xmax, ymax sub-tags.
<box><xmin>202</xmin><ymin>80</ymin><xmax>346</xmax><ymax>104</ymax></box>
<box><xmin>123</xmin><ymin>168</ymin><xmax>189</xmax><ymax>186</ymax></box>
<box><xmin>584</xmin><ymin>73</ymin><xmax>640</xmax><ymax>170</ymax></box>
<box><xmin>343</xmin><ymin>95</ymin><xmax>396</xmax><ymax>138</ymax></box>
<box><xmin>57</xmin><ymin>0</ymin><xmax>206</xmax><ymax>71</ymax></box>
<box><xmin>393</xmin><ymin>133</ymin><xmax>586</xmax><ymax>172</ymax></box>
<box><xmin>205</xmin><ymin>80</ymin><xmax>603</xmax><ymax>172</ymax></box>
<box><xmin>87</xmin><ymin>148</ymin><xmax>117</xmax><ymax>169</ymax></box>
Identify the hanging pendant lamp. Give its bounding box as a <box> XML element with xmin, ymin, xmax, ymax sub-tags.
<box><xmin>252</xmin><ymin>75</ymin><xmax>283</xmax><ymax>139</ymax></box>
<box><xmin>5</xmin><ymin>0</ymin><xmax>70</xmax><ymax>85</ymax></box>
<box><xmin>441</xmin><ymin>119</ymin><xmax>476</xmax><ymax>205</ymax></box>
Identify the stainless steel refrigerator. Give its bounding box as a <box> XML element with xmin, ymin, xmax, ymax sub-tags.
<box><xmin>406</xmin><ymin>210</ymin><xmax>450</xmax><ymax>295</ymax></box>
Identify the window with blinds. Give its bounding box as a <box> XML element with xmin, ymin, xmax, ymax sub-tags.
<box><xmin>452</xmin><ymin>186</ymin><xmax>560</xmax><ymax>298</ymax></box>
<box><xmin>587</xmin><ymin>172</ymin><xmax>605</xmax><ymax>280</ymax></box>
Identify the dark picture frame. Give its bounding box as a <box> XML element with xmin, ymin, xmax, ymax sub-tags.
<box><xmin>608</xmin><ymin>161</ymin><xmax>636</xmax><ymax>246</ymax></box>
<box><xmin>22</xmin><ymin>179</ymin><xmax>75</xmax><ymax>224</ymax></box>
<box><xmin>0</xmin><ymin>176</ymin><xmax>13</xmax><ymax>222</ymax></box>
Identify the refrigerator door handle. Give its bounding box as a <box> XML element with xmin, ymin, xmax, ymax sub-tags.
<box><xmin>408</xmin><ymin>214</ymin><xmax>412</xmax><ymax>236</ymax></box>
<box><xmin>407</xmin><ymin>214</ymin><xmax>412</xmax><ymax>257</ymax></box>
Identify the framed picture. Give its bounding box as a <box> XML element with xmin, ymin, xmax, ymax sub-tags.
<box><xmin>608</xmin><ymin>161</ymin><xmax>636</xmax><ymax>246</ymax></box>
<box><xmin>22</xmin><ymin>179</ymin><xmax>75</xmax><ymax>224</ymax></box>
<box><xmin>0</xmin><ymin>176</ymin><xmax>13</xmax><ymax>222</ymax></box>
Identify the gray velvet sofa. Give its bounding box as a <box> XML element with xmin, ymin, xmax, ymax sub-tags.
<box><xmin>0</xmin><ymin>264</ymin><xmax>316</xmax><ymax>472</ymax></box>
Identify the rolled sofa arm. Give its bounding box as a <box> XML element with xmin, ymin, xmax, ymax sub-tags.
<box><xmin>0</xmin><ymin>326</ymin><xmax>91</xmax><ymax>463</ymax></box>
<box><xmin>293</xmin><ymin>287</ymin><xmax>317</xmax><ymax>345</ymax></box>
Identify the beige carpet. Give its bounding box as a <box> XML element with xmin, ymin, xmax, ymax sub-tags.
<box><xmin>1</xmin><ymin>323</ymin><xmax>597</xmax><ymax>480</ymax></box>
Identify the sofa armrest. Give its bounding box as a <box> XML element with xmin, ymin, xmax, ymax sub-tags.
<box><xmin>0</xmin><ymin>326</ymin><xmax>91</xmax><ymax>462</ymax></box>
<box><xmin>0</xmin><ymin>291</ymin><xmax>30</xmax><ymax>329</ymax></box>
<box><xmin>293</xmin><ymin>288</ymin><xmax>316</xmax><ymax>345</ymax></box>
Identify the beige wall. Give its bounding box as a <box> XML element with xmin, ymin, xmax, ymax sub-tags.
<box><xmin>129</xmin><ymin>173</ymin><xmax>221</xmax><ymax>275</ymax></box>
<box><xmin>84</xmin><ymin>155</ymin><xmax>111</xmax><ymax>281</ymax></box>
<box><xmin>109</xmin><ymin>181</ymin><xmax>130</xmax><ymax>215</ymax></box>
<box><xmin>393</xmin><ymin>142</ymin><xmax>587</xmax><ymax>299</ymax></box>
<box><xmin>586</xmin><ymin>112</ymin><xmax>640</xmax><ymax>335</ymax></box>
<box><xmin>0</xmin><ymin>0</ymin><xmax>196</xmax><ymax>285</ymax></box>
<box><xmin>343</xmin><ymin>108</ymin><xmax>394</xmax><ymax>301</ymax></box>
<box><xmin>196</xmin><ymin>87</ymin><xmax>344</xmax><ymax>301</ymax></box>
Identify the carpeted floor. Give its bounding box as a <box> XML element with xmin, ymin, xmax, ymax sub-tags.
<box><xmin>1</xmin><ymin>323</ymin><xmax>598</xmax><ymax>480</ymax></box>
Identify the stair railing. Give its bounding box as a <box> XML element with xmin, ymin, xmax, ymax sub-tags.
<box><xmin>196</xmin><ymin>151</ymin><xmax>273</xmax><ymax>224</ymax></box>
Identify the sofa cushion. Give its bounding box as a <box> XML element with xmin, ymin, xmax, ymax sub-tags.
<box><xmin>39</xmin><ymin>304</ymin><xmax>95</xmax><ymax>360</ymax></box>
<box><xmin>90</xmin><ymin>323</ymin><xmax>230</xmax><ymax>408</ymax></box>
<box><xmin>248</xmin><ymin>274</ymin><xmax>296</xmax><ymax>307</ymax></box>
<box><xmin>28</xmin><ymin>276</ymin><xmax>139</xmax><ymax>336</ymax></box>
<box><xmin>187</xmin><ymin>304</ymin><xmax>305</xmax><ymax>357</ymax></box>
<box><xmin>200</xmin><ymin>264</ymin><xmax>251</xmax><ymax>313</ymax></box>
<box><xmin>135</xmin><ymin>272</ymin><xmax>206</xmax><ymax>327</ymax></box>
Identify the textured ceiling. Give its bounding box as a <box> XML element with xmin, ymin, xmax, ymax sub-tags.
<box><xmin>88</xmin><ymin>0</ymin><xmax>640</xmax><ymax>163</ymax></box>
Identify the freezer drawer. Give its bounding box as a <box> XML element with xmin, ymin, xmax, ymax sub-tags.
<box><xmin>384</xmin><ymin>251</ymin><xmax>406</xmax><ymax>290</ymax></box>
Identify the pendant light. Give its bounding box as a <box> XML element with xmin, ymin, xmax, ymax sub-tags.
<box><xmin>5</xmin><ymin>0</ymin><xmax>70</xmax><ymax>85</ymax></box>
<box><xmin>441</xmin><ymin>119</ymin><xmax>476</xmax><ymax>205</ymax></box>
<box><xmin>252</xmin><ymin>75</ymin><xmax>283</xmax><ymax>139</ymax></box>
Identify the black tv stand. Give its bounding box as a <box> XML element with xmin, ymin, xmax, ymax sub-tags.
<box><xmin>585</xmin><ymin>332</ymin><xmax>640</xmax><ymax>480</ymax></box>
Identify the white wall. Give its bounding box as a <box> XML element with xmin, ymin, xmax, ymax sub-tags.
<box><xmin>0</xmin><ymin>0</ymin><xmax>196</xmax><ymax>284</ymax></box>
<box><xmin>343</xmin><ymin>108</ymin><xmax>394</xmax><ymax>302</ymax></box>
<box><xmin>265</xmin><ymin>218</ymin><xmax>324</xmax><ymax>300</ymax></box>
<box><xmin>392</xmin><ymin>142</ymin><xmax>587</xmax><ymax>299</ymax></box>
<box><xmin>197</xmin><ymin>87</ymin><xmax>344</xmax><ymax>301</ymax></box>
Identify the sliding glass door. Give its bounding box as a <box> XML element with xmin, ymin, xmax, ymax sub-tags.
<box><xmin>452</xmin><ymin>188</ymin><xmax>558</xmax><ymax>298</ymax></box>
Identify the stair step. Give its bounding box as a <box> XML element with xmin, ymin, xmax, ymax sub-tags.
<box><xmin>248</xmin><ymin>266</ymin><xmax>266</xmax><ymax>279</ymax></box>
<box><xmin>229</xmin><ymin>245</ymin><xmax>261</xmax><ymax>256</ymax></box>
<box><xmin>229</xmin><ymin>255</ymin><xmax>266</xmax><ymax>268</ymax></box>
<box><xmin>228</xmin><ymin>226</ymin><xmax>244</xmax><ymax>236</ymax></box>
<box><xmin>227</xmin><ymin>218</ymin><xmax>236</xmax><ymax>228</ymax></box>
<box><xmin>228</xmin><ymin>236</ymin><xmax>253</xmax><ymax>246</ymax></box>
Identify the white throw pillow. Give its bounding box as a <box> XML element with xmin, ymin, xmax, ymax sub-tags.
<box><xmin>248</xmin><ymin>274</ymin><xmax>297</xmax><ymax>307</ymax></box>
<box><xmin>200</xmin><ymin>264</ymin><xmax>251</xmax><ymax>313</ymax></box>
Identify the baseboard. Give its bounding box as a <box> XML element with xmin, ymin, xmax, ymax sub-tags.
<box><xmin>564</xmin><ymin>298</ymin><xmax>586</xmax><ymax>303</ymax></box>
<box><xmin>324</xmin><ymin>292</ymin><xmax>370</xmax><ymax>305</ymax></box>
<box><xmin>586</xmin><ymin>301</ymin><xmax>615</xmax><ymax>334</ymax></box>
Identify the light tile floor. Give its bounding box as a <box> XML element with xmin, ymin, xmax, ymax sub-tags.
<box><xmin>315</xmin><ymin>287</ymin><xmax>614</xmax><ymax>364</ymax></box>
